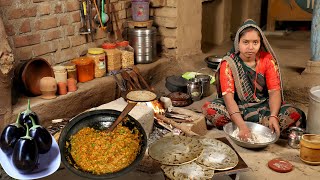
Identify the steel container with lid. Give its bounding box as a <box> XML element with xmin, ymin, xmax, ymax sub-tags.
<box><xmin>126</xmin><ymin>27</ymin><xmax>157</xmax><ymax>64</ymax></box>
<box><xmin>195</xmin><ymin>74</ymin><xmax>212</xmax><ymax>97</ymax></box>
<box><xmin>187</xmin><ymin>78</ymin><xmax>203</xmax><ymax>101</ymax></box>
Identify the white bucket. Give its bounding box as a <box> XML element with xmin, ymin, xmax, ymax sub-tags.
<box><xmin>307</xmin><ymin>86</ymin><xmax>320</xmax><ymax>134</ymax></box>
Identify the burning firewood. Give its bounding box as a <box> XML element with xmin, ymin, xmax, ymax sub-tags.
<box><xmin>155</xmin><ymin>114</ymin><xmax>199</xmax><ymax>136</ymax></box>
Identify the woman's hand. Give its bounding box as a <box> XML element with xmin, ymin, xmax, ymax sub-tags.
<box><xmin>269</xmin><ymin>116</ymin><xmax>280</xmax><ymax>137</ymax></box>
<box><xmin>238</xmin><ymin>126</ymin><xmax>252</xmax><ymax>142</ymax></box>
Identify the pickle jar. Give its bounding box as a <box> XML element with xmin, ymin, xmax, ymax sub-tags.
<box><xmin>87</xmin><ymin>48</ymin><xmax>106</xmax><ymax>78</ymax></box>
<box><xmin>72</xmin><ymin>57</ymin><xmax>94</xmax><ymax>83</ymax></box>
<box><xmin>116</xmin><ymin>41</ymin><xmax>134</xmax><ymax>68</ymax></box>
<box><xmin>64</xmin><ymin>63</ymin><xmax>78</xmax><ymax>83</ymax></box>
<box><xmin>102</xmin><ymin>43</ymin><xmax>122</xmax><ymax>72</ymax></box>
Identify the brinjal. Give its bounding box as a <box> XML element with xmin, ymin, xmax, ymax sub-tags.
<box><xmin>19</xmin><ymin>99</ymin><xmax>40</xmax><ymax>128</ymax></box>
<box><xmin>0</xmin><ymin>114</ymin><xmax>26</xmax><ymax>155</ymax></box>
<box><xmin>29</xmin><ymin>116</ymin><xmax>52</xmax><ymax>154</ymax></box>
<box><xmin>12</xmin><ymin>123</ymin><xmax>39</xmax><ymax>174</ymax></box>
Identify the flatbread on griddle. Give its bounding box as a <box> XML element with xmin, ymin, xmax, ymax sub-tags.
<box><xmin>196</xmin><ymin>138</ymin><xmax>238</xmax><ymax>170</ymax></box>
<box><xmin>126</xmin><ymin>90</ymin><xmax>157</xmax><ymax>102</ymax></box>
<box><xmin>161</xmin><ymin>162</ymin><xmax>215</xmax><ymax>180</ymax></box>
<box><xmin>148</xmin><ymin>135</ymin><xmax>203</xmax><ymax>165</ymax></box>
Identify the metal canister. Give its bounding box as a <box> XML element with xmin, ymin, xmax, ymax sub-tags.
<box><xmin>126</xmin><ymin>27</ymin><xmax>157</xmax><ymax>64</ymax></box>
<box><xmin>187</xmin><ymin>78</ymin><xmax>203</xmax><ymax>101</ymax></box>
<box><xmin>195</xmin><ymin>74</ymin><xmax>212</xmax><ymax>97</ymax></box>
<box><xmin>288</xmin><ymin>127</ymin><xmax>305</xmax><ymax>148</ymax></box>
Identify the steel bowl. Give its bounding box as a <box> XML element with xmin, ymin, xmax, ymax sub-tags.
<box><xmin>223</xmin><ymin>122</ymin><xmax>279</xmax><ymax>149</ymax></box>
<box><xmin>58</xmin><ymin>109</ymin><xmax>147</xmax><ymax>179</ymax></box>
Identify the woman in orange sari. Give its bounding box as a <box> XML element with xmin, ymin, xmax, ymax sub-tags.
<box><xmin>202</xmin><ymin>19</ymin><xmax>306</xmax><ymax>140</ymax></box>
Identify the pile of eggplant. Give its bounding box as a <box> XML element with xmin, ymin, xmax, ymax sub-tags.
<box><xmin>0</xmin><ymin>100</ymin><xmax>52</xmax><ymax>173</ymax></box>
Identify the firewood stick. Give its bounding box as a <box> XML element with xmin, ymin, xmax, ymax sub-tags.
<box><xmin>155</xmin><ymin>114</ymin><xmax>199</xmax><ymax>136</ymax></box>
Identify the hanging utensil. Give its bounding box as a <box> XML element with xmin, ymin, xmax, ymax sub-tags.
<box><xmin>101</xmin><ymin>0</ymin><xmax>109</xmax><ymax>24</ymax></box>
<box><xmin>111</xmin><ymin>3</ymin><xmax>122</xmax><ymax>40</ymax></box>
<box><xmin>106</xmin><ymin>0</ymin><xmax>113</xmax><ymax>33</ymax></box>
<box><xmin>92</xmin><ymin>0</ymin><xmax>105</xmax><ymax>30</ymax></box>
<box><xmin>87</xmin><ymin>0</ymin><xmax>95</xmax><ymax>41</ymax></box>
<box><xmin>79</xmin><ymin>0</ymin><xmax>89</xmax><ymax>42</ymax></box>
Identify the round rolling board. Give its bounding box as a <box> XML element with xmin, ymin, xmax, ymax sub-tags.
<box><xmin>196</xmin><ymin>138</ymin><xmax>239</xmax><ymax>170</ymax></box>
<box><xmin>148</xmin><ymin>135</ymin><xmax>203</xmax><ymax>165</ymax></box>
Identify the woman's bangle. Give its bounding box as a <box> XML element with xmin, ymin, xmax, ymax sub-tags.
<box><xmin>269</xmin><ymin>115</ymin><xmax>280</xmax><ymax>122</ymax></box>
<box><xmin>229</xmin><ymin>111</ymin><xmax>240</xmax><ymax>117</ymax></box>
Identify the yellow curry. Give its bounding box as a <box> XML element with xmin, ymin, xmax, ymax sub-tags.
<box><xmin>69</xmin><ymin>123</ymin><xmax>140</xmax><ymax>174</ymax></box>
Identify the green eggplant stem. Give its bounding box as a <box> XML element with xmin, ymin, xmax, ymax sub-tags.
<box><xmin>29</xmin><ymin>116</ymin><xmax>41</xmax><ymax>130</ymax></box>
<box><xmin>22</xmin><ymin>123</ymin><xmax>32</xmax><ymax>140</ymax></box>
<box><xmin>15</xmin><ymin>113</ymin><xmax>23</xmax><ymax>128</ymax></box>
<box><xmin>23</xmin><ymin>99</ymin><xmax>32</xmax><ymax>115</ymax></box>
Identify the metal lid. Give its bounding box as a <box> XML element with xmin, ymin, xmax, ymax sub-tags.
<box><xmin>88</xmin><ymin>48</ymin><xmax>104</xmax><ymax>55</ymax></box>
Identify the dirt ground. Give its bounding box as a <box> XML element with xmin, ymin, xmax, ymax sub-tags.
<box><xmin>2</xmin><ymin>31</ymin><xmax>320</xmax><ymax>179</ymax></box>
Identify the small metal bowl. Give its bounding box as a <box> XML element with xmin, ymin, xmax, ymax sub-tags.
<box><xmin>223</xmin><ymin>122</ymin><xmax>279</xmax><ymax>149</ymax></box>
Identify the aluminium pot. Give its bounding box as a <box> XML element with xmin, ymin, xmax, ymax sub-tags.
<box><xmin>58</xmin><ymin>109</ymin><xmax>147</xmax><ymax>179</ymax></box>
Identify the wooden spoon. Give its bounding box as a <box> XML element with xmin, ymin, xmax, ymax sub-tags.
<box><xmin>129</xmin><ymin>71</ymin><xmax>142</xmax><ymax>89</ymax></box>
<box><xmin>131</xmin><ymin>66</ymin><xmax>151</xmax><ymax>90</ymax></box>
<box><xmin>121</xmin><ymin>71</ymin><xmax>137</xmax><ymax>89</ymax></box>
<box><xmin>105</xmin><ymin>102</ymin><xmax>137</xmax><ymax>132</ymax></box>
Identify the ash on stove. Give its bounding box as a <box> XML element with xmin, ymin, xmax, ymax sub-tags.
<box><xmin>148</xmin><ymin>126</ymin><xmax>171</xmax><ymax>146</ymax></box>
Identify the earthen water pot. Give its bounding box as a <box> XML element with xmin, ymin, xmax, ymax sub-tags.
<box><xmin>21</xmin><ymin>58</ymin><xmax>54</xmax><ymax>96</ymax></box>
<box><xmin>39</xmin><ymin>77</ymin><xmax>57</xmax><ymax>99</ymax></box>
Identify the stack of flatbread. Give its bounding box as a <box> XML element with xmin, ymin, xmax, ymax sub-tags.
<box><xmin>148</xmin><ymin>136</ymin><xmax>239</xmax><ymax>180</ymax></box>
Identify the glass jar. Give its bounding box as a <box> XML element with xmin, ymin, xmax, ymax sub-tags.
<box><xmin>53</xmin><ymin>65</ymin><xmax>67</xmax><ymax>83</ymax></box>
<box><xmin>72</xmin><ymin>57</ymin><xmax>94</xmax><ymax>82</ymax></box>
<box><xmin>64</xmin><ymin>63</ymin><xmax>77</xmax><ymax>83</ymax></box>
<box><xmin>87</xmin><ymin>48</ymin><xmax>106</xmax><ymax>78</ymax></box>
<box><xmin>116</xmin><ymin>41</ymin><xmax>134</xmax><ymax>68</ymax></box>
<box><xmin>102</xmin><ymin>43</ymin><xmax>122</xmax><ymax>72</ymax></box>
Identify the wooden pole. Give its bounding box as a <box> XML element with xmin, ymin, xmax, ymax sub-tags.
<box><xmin>0</xmin><ymin>17</ymin><xmax>14</xmax><ymax>130</ymax></box>
<box><xmin>311</xmin><ymin>0</ymin><xmax>320</xmax><ymax>61</ymax></box>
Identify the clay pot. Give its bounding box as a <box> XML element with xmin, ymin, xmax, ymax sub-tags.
<box><xmin>39</xmin><ymin>77</ymin><xmax>57</xmax><ymax>99</ymax></box>
<box><xmin>57</xmin><ymin>82</ymin><xmax>68</xmax><ymax>95</ymax></box>
<box><xmin>21</xmin><ymin>58</ymin><xmax>54</xmax><ymax>96</ymax></box>
<box><xmin>67</xmin><ymin>78</ymin><xmax>77</xmax><ymax>92</ymax></box>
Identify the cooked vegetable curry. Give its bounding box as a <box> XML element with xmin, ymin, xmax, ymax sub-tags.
<box><xmin>69</xmin><ymin>123</ymin><xmax>140</xmax><ymax>174</ymax></box>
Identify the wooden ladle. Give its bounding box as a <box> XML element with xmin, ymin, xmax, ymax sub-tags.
<box><xmin>131</xmin><ymin>66</ymin><xmax>151</xmax><ymax>90</ymax></box>
<box><xmin>105</xmin><ymin>102</ymin><xmax>137</xmax><ymax>132</ymax></box>
<box><xmin>129</xmin><ymin>71</ymin><xmax>142</xmax><ymax>89</ymax></box>
<box><xmin>121</xmin><ymin>71</ymin><xmax>137</xmax><ymax>89</ymax></box>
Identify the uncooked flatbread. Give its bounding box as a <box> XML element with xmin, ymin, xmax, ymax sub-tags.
<box><xmin>126</xmin><ymin>90</ymin><xmax>157</xmax><ymax>102</ymax></box>
<box><xmin>161</xmin><ymin>162</ymin><xmax>215</xmax><ymax>180</ymax></box>
<box><xmin>148</xmin><ymin>136</ymin><xmax>203</xmax><ymax>165</ymax></box>
<box><xmin>196</xmin><ymin>138</ymin><xmax>238</xmax><ymax>170</ymax></box>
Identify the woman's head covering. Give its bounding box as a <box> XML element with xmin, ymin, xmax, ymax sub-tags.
<box><xmin>232</xmin><ymin>19</ymin><xmax>279</xmax><ymax>64</ymax></box>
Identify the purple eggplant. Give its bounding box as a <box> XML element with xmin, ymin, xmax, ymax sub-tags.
<box><xmin>29</xmin><ymin>116</ymin><xmax>52</xmax><ymax>154</ymax></box>
<box><xmin>12</xmin><ymin>123</ymin><xmax>39</xmax><ymax>173</ymax></box>
<box><xmin>19</xmin><ymin>99</ymin><xmax>40</xmax><ymax>128</ymax></box>
<box><xmin>0</xmin><ymin>114</ymin><xmax>26</xmax><ymax>155</ymax></box>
